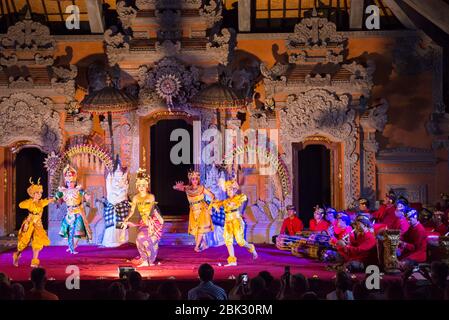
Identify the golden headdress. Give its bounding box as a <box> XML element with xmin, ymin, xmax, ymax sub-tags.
<box><xmin>27</xmin><ymin>177</ymin><xmax>43</xmax><ymax>197</ymax></box>
<box><xmin>219</xmin><ymin>178</ymin><xmax>239</xmax><ymax>191</ymax></box>
<box><xmin>63</xmin><ymin>164</ymin><xmax>77</xmax><ymax>183</ymax></box>
<box><xmin>187</xmin><ymin>170</ymin><xmax>200</xmax><ymax>181</ymax></box>
<box><xmin>136</xmin><ymin>168</ymin><xmax>150</xmax><ymax>186</ymax></box>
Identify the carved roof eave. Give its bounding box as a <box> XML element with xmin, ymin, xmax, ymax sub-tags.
<box><xmin>263</xmin><ymin>79</ymin><xmax>372</xmax><ymax>98</ymax></box>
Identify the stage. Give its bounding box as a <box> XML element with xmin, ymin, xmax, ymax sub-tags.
<box><xmin>1</xmin><ymin>243</ymin><xmax>406</xmax><ymax>281</ymax></box>
<box><xmin>1</xmin><ymin>244</ymin><xmax>345</xmax><ymax>281</ymax></box>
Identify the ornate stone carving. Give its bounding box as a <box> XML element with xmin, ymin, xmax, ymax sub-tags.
<box><xmin>117</xmin><ymin>1</ymin><xmax>137</xmax><ymax>29</ymax></box>
<box><xmin>0</xmin><ymin>15</ymin><xmax>55</xmax><ymax>51</ymax></box>
<box><xmin>304</xmin><ymin>74</ymin><xmax>331</xmax><ymax>86</ymax></box>
<box><xmin>8</xmin><ymin>76</ymin><xmax>34</xmax><ymax>88</ymax></box>
<box><xmin>385</xmin><ymin>184</ymin><xmax>428</xmax><ymax>203</ymax></box>
<box><xmin>206</xmin><ymin>28</ymin><xmax>236</xmax><ymax>65</ymax></box>
<box><xmin>287</xmin><ymin>9</ymin><xmax>345</xmax><ymax>49</ymax></box>
<box><xmin>136</xmin><ymin>0</ymin><xmax>202</xmax><ymax>10</ymax></box>
<box><xmin>280</xmin><ymin>89</ymin><xmax>358</xmax><ymax>207</ymax></box>
<box><xmin>155</xmin><ymin>40</ymin><xmax>181</xmax><ymax>56</ymax></box>
<box><xmin>51</xmin><ymin>65</ymin><xmax>78</xmax><ymax>82</ymax></box>
<box><xmin>199</xmin><ymin>0</ymin><xmax>223</xmax><ymax>28</ymax></box>
<box><xmin>361</xmin><ymin>98</ymin><xmax>389</xmax><ymax>133</ymax></box>
<box><xmin>104</xmin><ymin>27</ymin><xmax>130</xmax><ymax>65</ymax></box>
<box><xmin>35</xmin><ymin>53</ymin><xmax>54</xmax><ymax>66</ymax></box>
<box><xmin>0</xmin><ymin>93</ymin><xmax>62</xmax><ymax>153</ymax></box>
<box><xmin>342</xmin><ymin>60</ymin><xmax>375</xmax><ymax>95</ymax></box>
<box><xmin>378</xmin><ymin>229</ymin><xmax>401</xmax><ymax>274</ymax></box>
<box><xmin>138</xmin><ymin>57</ymin><xmax>202</xmax><ymax>107</ymax></box>
<box><xmin>260</xmin><ymin>62</ymin><xmax>289</xmax><ymax>81</ymax></box>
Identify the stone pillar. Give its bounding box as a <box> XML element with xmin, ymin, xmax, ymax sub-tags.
<box><xmin>360</xmin><ymin>127</ymin><xmax>378</xmax><ymax>205</ymax></box>
<box><xmin>86</xmin><ymin>0</ymin><xmax>105</xmax><ymax>33</ymax></box>
<box><xmin>238</xmin><ymin>0</ymin><xmax>251</xmax><ymax>32</ymax></box>
<box><xmin>360</xmin><ymin>99</ymin><xmax>389</xmax><ymax>204</ymax></box>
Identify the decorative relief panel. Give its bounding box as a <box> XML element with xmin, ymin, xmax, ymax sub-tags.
<box><xmin>0</xmin><ymin>93</ymin><xmax>62</xmax><ymax>153</ymax></box>
<box><xmin>280</xmin><ymin>89</ymin><xmax>358</xmax><ymax>207</ymax></box>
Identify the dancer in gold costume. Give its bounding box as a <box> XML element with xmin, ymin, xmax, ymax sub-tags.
<box><xmin>13</xmin><ymin>178</ymin><xmax>54</xmax><ymax>268</ymax></box>
<box><xmin>123</xmin><ymin>168</ymin><xmax>164</xmax><ymax>267</ymax></box>
<box><xmin>173</xmin><ymin>170</ymin><xmax>215</xmax><ymax>252</ymax></box>
<box><xmin>212</xmin><ymin>179</ymin><xmax>258</xmax><ymax>266</ymax></box>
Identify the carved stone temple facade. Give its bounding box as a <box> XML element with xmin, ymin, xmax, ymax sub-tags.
<box><xmin>0</xmin><ymin>1</ymin><xmax>448</xmax><ymax>244</ymax></box>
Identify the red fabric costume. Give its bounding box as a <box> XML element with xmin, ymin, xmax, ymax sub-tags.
<box><xmin>280</xmin><ymin>216</ymin><xmax>304</xmax><ymax>235</ymax></box>
<box><xmin>337</xmin><ymin>231</ymin><xmax>376</xmax><ymax>264</ymax></box>
<box><xmin>400</xmin><ymin>223</ymin><xmax>427</xmax><ymax>263</ymax></box>
<box><xmin>391</xmin><ymin>216</ymin><xmax>410</xmax><ymax>237</ymax></box>
<box><xmin>426</xmin><ymin>222</ymin><xmax>448</xmax><ymax>236</ymax></box>
<box><xmin>330</xmin><ymin>226</ymin><xmax>353</xmax><ymax>246</ymax></box>
<box><xmin>309</xmin><ymin>219</ymin><xmax>330</xmax><ymax>232</ymax></box>
<box><xmin>372</xmin><ymin>204</ymin><xmax>396</xmax><ymax>228</ymax></box>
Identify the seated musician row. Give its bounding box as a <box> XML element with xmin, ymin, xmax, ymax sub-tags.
<box><xmin>274</xmin><ymin>190</ymin><xmax>448</xmax><ymax>271</ymax></box>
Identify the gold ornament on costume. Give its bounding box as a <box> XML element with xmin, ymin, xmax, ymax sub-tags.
<box><xmin>187</xmin><ymin>170</ymin><xmax>200</xmax><ymax>181</ymax></box>
<box><xmin>27</xmin><ymin>177</ymin><xmax>43</xmax><ymax>197</ymax></box>
<box><xmin>63</xmin><ymin>164</ymin><xmax>77</xmax><ymax>183</ymax></box>
<box><xmin>136</xmin><ymin>168</ymin><xmax>150</xmax><ymax>186</ymax></box>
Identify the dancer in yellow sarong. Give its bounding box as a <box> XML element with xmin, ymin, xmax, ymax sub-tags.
<box><xmin>123</xmin><ymin>168</ymin><xmax>164</xmax><ymax>267</ymax></box>
<box><xmin>173</xmin><ymin>170</ymin><xmax>215</xmax><ymax>252</ymax></box>
<box><xmin>13</xmin><ymin>178</ymin><xmax>54</xmax><ymax>268</ymax></box>
<box><xmin>212</xmin><ymin>179</ymin><xmax>258</xmax><ymax>266</ymax></box>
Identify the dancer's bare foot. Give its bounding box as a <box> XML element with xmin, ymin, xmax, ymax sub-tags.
<box><xmin>12</xmin><ymin>252</ymin><xmax>20</xmax><ymax>267</ymax></box>
<box><xmin>252</xmin><ymin>249</ymin><xmax>258</xmax><ymax>260</ymax></box>
<box><xmin>224</xmin><ymin>262</ymin><xmax>237</xmax><ymax>267</ymax></box>
<box><xmin>30</xmin><ymin>258</ymin><xmax>40</xmax><ymax>268</ymax></box>
<box><xmin>136</xmin><ymin>261</ymin><xmax>149</xmax><ymax>267</ymax></box>
<box><xmin>194</xmin><ymin>247</ymin><xmax>201</xmax><ymax>252</ymax></box>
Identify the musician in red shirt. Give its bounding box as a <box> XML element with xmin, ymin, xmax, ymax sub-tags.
<box><xmin>280</xmin><ymin>205</ymin><xmax>304</xmax><ymax>235</ymax></box>
<box><xmin>329</xmin><ymin>213</ymin><xmax>353</xmax><ymax>245</ymax></box>
<box><xmin>391</xmin><ymin>199</ymin><xmax>410</xmax><ymax>237</ymax></box>
<box><xmin>372</xmin><ymin>190</ymin><xmax>397</xmax><ymax>228</ymax></box>
<box><xmin>398</xmin><ymin>209</ymin><xmax>428</xmax><ymax>268</ymax></box>
<box><xmin>336</xmin><ymin>215</ymin><xmax>377</xmax><ymax>267</ymax></box>
<box><xmin>309</xmin><ymin>207</ymin><xmax>330</xmax><ymax>232</ymax></box>
<box><xmin>426</xmin><ymin>211</ymin><xmax>448</xmax><ymax>236</ymax></box>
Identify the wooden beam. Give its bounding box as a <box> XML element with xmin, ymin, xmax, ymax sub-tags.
<box><xmin>403</xmin><ymin>0</ymin><xmax>449</xmax><ymax>34</ymax></box>
<box><xmin>86</xmin><ymin>0</ymin><xmax>104</xmax><ymax>34</ymax></box>
<box><xmin>349</xmin><ymin>0</ymin><xmax>365</xmax><ymax>30</ymax></box>
<box><xmin>383</xmin><ymin>0</ymin><xmax>416</xmax><ymax>29</ymax></box>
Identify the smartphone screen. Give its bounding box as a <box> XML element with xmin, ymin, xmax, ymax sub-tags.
<box><xmin>241</xmin><ymin>273</ymin><xmax>248</xmax><ymax>284</ymax></box>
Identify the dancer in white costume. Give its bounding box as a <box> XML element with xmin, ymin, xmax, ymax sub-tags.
<box><xmin>101</xmin><ymin>163</ymin><xmax>130</xmax><ymax>247</ymax></box>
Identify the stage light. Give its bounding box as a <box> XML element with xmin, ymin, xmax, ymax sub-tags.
<box><xmin>118</xmin><ymin>266</ymin><xmax>135</xmax><ymax>279</ymax></box>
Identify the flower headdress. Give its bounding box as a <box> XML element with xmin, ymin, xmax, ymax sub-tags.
<box><xmin>63</xmin><ymin>164</ymin><xmax>77</xmax><ymax>183</ymax></box>
<box><xmin>27</xmin><ymin>177</ymin><xmax>43</xmax><ymax>197</ymax></box>
<box><xmin>187</xmin><ymin>170</ymin><xmax>200</xmax><ymax>181</ymax></box>
<box><xmin>136</xmin><ymin>168</ymin><xmax>150</xmax><ymax>186</ymax></box>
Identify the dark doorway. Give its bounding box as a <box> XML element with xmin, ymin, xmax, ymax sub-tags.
<box><xmin>15</xmin><ymin>148</ymin><xmax>48</xmax><ymax>230</ymax></box>
<box><xmin>295</xmin><ymin>144</ymin><xmax>331</xmax><ymax>226</ymax></box>
<box><xmin>150</xmin><ymin>119</ymin><xmax>193</xmax><ymax>215</ymax></box>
